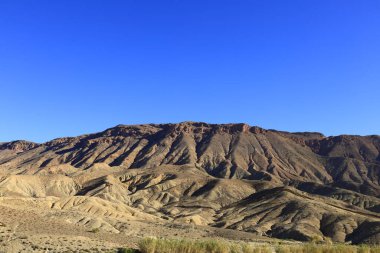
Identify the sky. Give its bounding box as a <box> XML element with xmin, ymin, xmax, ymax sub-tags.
<box><xmin>0</xmin><ymin>0</ymin><xmax>379</xmax><ymax>143</ymax></box>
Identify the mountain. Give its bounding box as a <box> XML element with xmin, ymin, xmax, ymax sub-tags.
<box><xmin>0</xmin><ymin>122</ymin><xmax>379</xmax><ymax>250</ymax></box>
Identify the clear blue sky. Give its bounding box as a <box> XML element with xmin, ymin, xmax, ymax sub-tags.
<box><xmin>1</xmin><ymin>1</ymin><xmax>379</xmax><ymax>143</ymax></box>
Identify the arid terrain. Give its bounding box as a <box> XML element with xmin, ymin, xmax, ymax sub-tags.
<box><xmin>0</xmin><ymin>122</ymin><xmax>379</xmax><ymax>252</ymax></box>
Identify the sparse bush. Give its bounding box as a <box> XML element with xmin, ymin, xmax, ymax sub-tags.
<box><xmin>89</xmin><ymin>227</ymin><xmax>100</xmax><ymax>233</ymax></box>
<box><xmin>138</xmin><ymin>237</ymin><xmax>380</xmax><ymax>253</ymax></box>
<box><xmin>117</xmin><ymin>248</ymin><xmax>140</xmax><ymax>253</ymax></box>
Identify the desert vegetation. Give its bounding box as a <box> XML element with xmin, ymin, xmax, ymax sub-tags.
<box><xmin>131</xmin><ymin>238</ymin><xmax>380</xmax><ymax>253</ymax></box>
<box><xmin>137</xmin><ymin>238</ymin><xmax>272</xmax><ymax>253</ymax></box>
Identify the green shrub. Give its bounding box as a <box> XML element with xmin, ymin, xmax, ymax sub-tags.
<box><xmin>117</xmin><ymin>248</ymin><xmax>140</xmax><ymax>253</ymax></box>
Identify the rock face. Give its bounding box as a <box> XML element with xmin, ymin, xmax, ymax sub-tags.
<box><xmin>0</xmin><ymin>140</ymin><xmax>39</xmax><ymax>153</ymax></box>
<box><xmin>0</xmin><ymin>122</ymin><xmax>379</xmax><ymax>244</ymax></box>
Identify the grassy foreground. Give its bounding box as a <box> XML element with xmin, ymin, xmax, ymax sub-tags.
<box><xmin>121</xmin><ymin>238</ymin><xmax>380</xmax><ymax>253</ymax></box>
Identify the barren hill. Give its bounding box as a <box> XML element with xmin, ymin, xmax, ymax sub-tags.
<box><xmin>0</xmin><ymin>122</ymin><xmax>379</xmax><ymax>251</ymax></box>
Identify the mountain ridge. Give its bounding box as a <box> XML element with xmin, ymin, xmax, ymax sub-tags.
<box><xmin>0</xmin><ymin>122</ymin><xmax>379</xmax><ymax>246</ymax></box>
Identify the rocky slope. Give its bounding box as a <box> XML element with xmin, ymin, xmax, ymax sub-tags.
<box><xmin>0</xmin><ymin>122</ymin><xmax>379</xmax><ymax>246</ymax></box>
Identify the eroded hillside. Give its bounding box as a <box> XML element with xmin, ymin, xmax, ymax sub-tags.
<box><xmin>0</xmin><ymin>122</ymin><xmax>379</xmax><ymax>249</ymax></box>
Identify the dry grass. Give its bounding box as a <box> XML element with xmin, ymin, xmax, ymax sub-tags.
<box><xmin>137</xmin><ymin>238</ymin><xmax>380</xmax><ymax>253</ymax></box>
<box><xmin>275</xmin><ymin>244</ymin><xmax>380</xmax><ymax>253</ymax></box>
<box><xmin>138</xmin><ymin>237</ymin><xmax>271</xmax><ymax>253</ymax></box>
